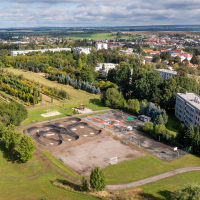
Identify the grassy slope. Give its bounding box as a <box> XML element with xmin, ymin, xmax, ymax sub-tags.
<box><xmin>0</xmin><ymin>143</ymin><xmax>99</xmax><ymax>200</ymax></box>
<box><xmin>20</xmin><ymin>99</ymin><xmax>109</xmax><ymax>126</ymax></box>
<box><xmin>5</xmin><ymin>68</ymin><xmax>98</xmax><ymax>101</ymax></box>
<box><xmin>103</xmin><ymin>154</ymin><xmax>200</xmax><ymax>185</ymax></box>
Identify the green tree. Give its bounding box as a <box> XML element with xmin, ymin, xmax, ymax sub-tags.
<box><xmin>80</xmin><ymin>177</ymin><xmax>89</xmax><ymax>191</ymax></box>
<box><xmin>154</xmin><ymin>114</ymin><xmax>164</xmax><ymax>127</ymax></box>
<box><xmin>139</xmin><ymin>102</ymin><xmax>147</xmax><ymax>115</ymax></box>
<box><xmin>17</xmin><ymin>134</ymin><xmax>36</xmax><ymax>162</ymax></box>
<box><xmin>102</xmin><ymin>64</ymin><xmax>105</xmax><ymax>70</ymax></box>
<box><xmin>185</xmin><ymin>124</ymin><xmax>195</xmax><ymax>147</ymax></box>
<box><xmin>2</xmin><ymin>124</ymin><xmax>20</xmax><ymax>151</ymax></box>
<box><xmin>152</xmin><ymin>54</ymin><xmax>160</xmax><ymax>63</ymax></box>
<box><xmin>90</xmin><ymin>166</ymin><xmax>106</xmax><ymax>191</ymax></box>
<box><xmin>0</xmin><ymin>122</ymin><xmax>5</xmax><ymax>139</ymax></box>
<box><xmin>192</xmin><ymin>125</ymin><xmax>200</xmax><ymax>155</ymax></box>
<box><xmin>155</xmin><ymin>124</ymin><xmax>166</xmax><ymax>136</ymax></box>
<box><xmin>77</xmin><ymin>58</ymin><xmax>82</xmax><ymax>70</ymax></box>
<box><xmin>171</xmin><ymin>183</ymin><xmax>200</xmax><ymax>200</ymax></box>
<box><xmin>100</xmin><ymin>88</ymin><xmax>124</xmax><ymax>108</ymax></box>
<box><xmin>176</xmin><ymin>123</ymin><xmax>186</xmax><ymax>146</ymax></box>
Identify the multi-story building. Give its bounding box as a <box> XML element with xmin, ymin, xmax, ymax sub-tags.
<box><xmin>11</xmin><ymin>47</ymin><xmax>71</xmax><ymax>57</ymax></box>
<box><xmin>73</xmin><ymin>47</ymin><xmax>91</xmax><ymax>54</ymax></box>
<box><xmin>95</xmin><ymin>42</ymin><xmax>108</xmax><ymax>50</ymax></box>
<box><xmin>95</xmin><ymin>63</ymin><xmax>118</xmax><ymax>77</ymax></box>
<box><xmin>175</xmin><ymin>92</ymin><xmax>200</xmax><ymax>128</ymax></box>
<box><xmin>154</xmin><ymin>69</ymin><xmax>177</xmax><ymax>79</ymax></box>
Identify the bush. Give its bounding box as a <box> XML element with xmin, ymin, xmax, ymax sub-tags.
<box><xmin>74</xmin><ymin>85</ymin><xmax>80</xmax><ymax>90</ymax></box>
<box><xmin>80</xmin><ymin>177</ymin><xmax>89</xmax><ymax>191</ymax></box>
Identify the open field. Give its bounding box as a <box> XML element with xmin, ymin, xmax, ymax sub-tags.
<box><xmin>5</xmin><ymin>68</ymin><xmax>98</xmax><ymax>101</ymax></box>
<box><xmin>0</xmin><ymin>143</ymin><xmax>100</xmax><ymax>200</ymax></box>
<box><xmin>20</xmin><ymin>99</ymin><xmax>109</xmax><ymax>126</ymax></box>
<box><xmin>123</xmin><ymin>171</ymin><xmax>200</xmax><ymax>199</ymax></box>
<box><xmin>65</xmin><ymin>33</ymin><xmax>117</xmax><ymax>40</ymax></box>
<box><xmin>122</xmin><ymin>31</ymin><xmax>200</xmax><ymax>36</ymax></box>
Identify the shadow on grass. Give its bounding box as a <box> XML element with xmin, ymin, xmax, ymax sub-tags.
<box><xmin>51</xmin><ymin>178</ymin><xmax>81</xmax><ymax>191</ymax></box>
<box><xmin>0</xmin><ymin>142</ymin><xmax>21</xmax><ymax>163</ymax></box>
<box><xmin>138</xmin><ymin>189</ymin><xmax>172</xmax><ymax>200</ymax></box>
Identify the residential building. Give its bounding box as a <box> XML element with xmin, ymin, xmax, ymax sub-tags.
<box><xmin>154</xmin><ymin>69</ymin><xmax>177</xmax><ymax>79</ymax></box>
<box><xmin>95</xmin><ymin>63</ymin><xmax>118</xmax><ymax>77</ymax></box>
<box><xmin>175</xmin><ymin>92</ymin><xmax>200</xmax><ymax>128</ymax></box>
<box><xmin>73</xmin><ymin>47</ymin><xmax>91</xmax><ymax>54</ymax></box>
<box><xmin>143</xmin><ymin>56</ymin><xmax>153</xmax><ymax>64</ymax></box>
<box><xmin>95</xmin><ymin>42</ymin><xmax>108</xmax><ymax>50</ymax></box>
<box><xmin>11</xmin><ymin>47</ymin><xmax>71</xmax><ymax>57</ymax></box>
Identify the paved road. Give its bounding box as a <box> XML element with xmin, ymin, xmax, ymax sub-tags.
<box><xmin>107</xmin><ymin>166</ymin><xmax>200</xmax><ymax>190</ymax></box>
<box><xmin>17</xmin><ymin>109</ymin><xmax>112</xmax><ymax>130</ymax></box>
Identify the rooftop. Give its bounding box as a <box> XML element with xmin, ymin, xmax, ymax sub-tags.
<box><xmin>154</xmin><ymin>69</ymin><xmax>177</xmax><ymax>75</ymax></box>
<box><xmin>177</xmin><ymin>93</ymin><xmax>200</xmax><ymax>110</ymax></box>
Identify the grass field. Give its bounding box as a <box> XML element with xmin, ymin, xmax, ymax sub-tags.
<box><xmin>103</xmin><ymin>154</ymin><xmax>200</xmax><ymax>185</ymax></box>
<box><xmin>166</xmin><ymin>110</ymin><xmax>181</xmax><ymax>136</ymax></box>
<box><xmin>122</xmin><ymin>171</ymin><xmax>200</xmax><ymax>199</ymax></box>
<box><xmin>65</xmin><ymin>33</ymin><xmax>117</xmax><ymax>40</ymax></box>
<box><xmin>0</xmin><ymin>143</ymin><xmax>100</xmax><ymax>200</ymax></box>
<box><xmin>20</xmin><ymin>99</ymin><xmax>109</xmax><ymax>126</ymax></box>
<box><xmin>5</xmin><ymin>68</ymin><xmax>98</xmax><ymax>101</ymax></box>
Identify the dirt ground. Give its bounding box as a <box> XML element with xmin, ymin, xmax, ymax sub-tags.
<box><xmin>51</xmin><ymin>135</ymin><xmax>144</xmax><ymax>175</ymax></box>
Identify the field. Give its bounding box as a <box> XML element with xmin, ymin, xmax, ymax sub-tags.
<box><xmin>103</xmin><ymin>153</ymin><xmax>200</xmax><ymax>185</ymax></box>
<box><xmin>65</xmin><ymin>33</ymin><xmax>117</xmax><ymax>40</ymax></box>
<box><xmin>5</xmin><ymin>68</ymin><xmax>98</xmax><ymax>101</ymax></box>
<box><xmin>20</xmin><ymin>99</ymin><xmax>109</xmax><ymax>126</ymax></box>
<box><xmin>122</xmin><ymin>31</ymin><xmax>200</xmax><ymax>36</ymax></box>
<box><xmin>0</xmin><ymin>142</ymin><xmax>100</xmax><ymax>200</ymax></box>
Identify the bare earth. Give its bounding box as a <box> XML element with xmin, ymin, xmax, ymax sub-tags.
<box><xmin>51</xmin><ymin>135</ymin><xmax>144</xmax><ymax>175</ymax></box>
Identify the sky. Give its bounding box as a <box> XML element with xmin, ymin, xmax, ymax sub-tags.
<box><xmin>0</xmin><ymin>0</ymin><xmax>199</xmax><ymax>28</ymax></box>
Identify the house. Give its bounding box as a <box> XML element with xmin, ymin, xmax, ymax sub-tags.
<box><xmin>73</xmin><ymin>47</ymin><xmax>91</xmax><ymax>55</ymax></box>
<box><xmin>154</xmin><ymin>69</ymin><xmax>177</xmax><ymax>79</ymax></box>
<box><xmin>138</xmin><ymin>115</ymin><xmax>151</xmax><ymax>122</ymax></box>
<box><xmin>95</xmin><ymin>42</ymin><xmax>108</xmax><ymax>50</ymax></box>
<box><xmin>95</xmin><ymin>63</ymin><xmax>118</xmax><ymax>77</ymax></box>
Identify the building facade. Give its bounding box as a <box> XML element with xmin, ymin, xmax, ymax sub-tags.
<box><xmin>175</xmin><ymin>92</ymin><xmax>200</xmax><ymax>128</ymax></box>
<box><xmin>11</xmin><ymin>48</ymin><xmax>71</xmax><ymax>57</ymax></box>
<box><xmin>95</xmin><ymin>63</ymin><xmax>118</xmax><ymax>77</ymax></box>
<box><xmin>95</xmin><ymin>42</ymin><xmax>108</xmax><ymax>50</ymax></box>
<box><xmin>154</xmin><ymin>69</ymin><xmax>177</xmax><ymax>79</ymax></box>
<box><xmin>73</xmin><ymin>47</ymin><xmax>91</xmax><ymax>54</ymax></box>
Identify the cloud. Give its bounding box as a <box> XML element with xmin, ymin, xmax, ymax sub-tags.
<box><xmin>0</xmin><ymin>0</ymin><xmax>200</xmax><ymax>28</ymax></box>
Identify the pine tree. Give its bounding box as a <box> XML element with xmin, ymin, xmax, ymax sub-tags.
<box><xmin>185</xmin><ymin>124</ymin><xmax>195</xmax><ymax>147</ymax></box>
<box><xmin>90</xmin><ymin>166</ymin><xmax>106</xmax><ymax>191</ymax></box>
<box><xmin>102</xmin><ymin>64</ymin><xmax>105</xmax><ymax>70</ymax></box>
<box><xmin>17</xmin><ymin>134</ymin><xmax>36</xmax><ymax>163</ymax></box>
<box><xmin>192</xmin><ymin>126</ymin><xmax>200</xmax><ymax>155</ymax></box>
<box><xmin>139</xmin><ymin>102</ymin><xmax>147</xmax><ymax>115</ymax></box>
<box><xmin>0</xmin><ymin>122</ymin><xmax>5</xmax><ymax>139</ymax></box>
<box><xmin>161</xmin><ymin>109</ymin><xmax>168</xmax><ymax>125</ymax></box>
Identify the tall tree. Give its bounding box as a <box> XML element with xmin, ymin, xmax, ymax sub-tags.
<box><xmin>139</xmin><ymin>102</ymin><xmax>147</xmax><ymax>115</ymax></box>
<box><xmin>176</xmin><ymin>123</ymin><xmax>186</xmax><ymax>146</ymax></box>
<box><xmin>154</xmin><ymin>114</ymin><xmax>164</xmax><ymax>127</ymax></box>
<box><xmin>77</xmin><ymin>58</ymin><xmax>82</xmax><ymax>70</ymax></box>
<box><xmin>17</xmin><ymin>134</ymin><xmax>36</xmax><ymax>162</ymax></box>
<box><xmin>184</xmin><ymin>124</ymin><xmax>195</xmax><ymax>147</ymax></box>
<box><xmin>192</xmin><ymin>126</ymin><xmax>200</xmax><ymax>155</ymax></box>
<box><xmin>90</xmin><ymin>166</ymin><xmax>106</xmax><ymax>191</ymax></box>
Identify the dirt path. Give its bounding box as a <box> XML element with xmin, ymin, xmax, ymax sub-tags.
<box><xmin>107</xmin><ymin>166</ymin><xmax>200</xmax><ymax>190</ymax></box>
<box><xmin>16</xmin><ymin>109</ymin><xmax>112</xmax><ymax>130</ymax></box>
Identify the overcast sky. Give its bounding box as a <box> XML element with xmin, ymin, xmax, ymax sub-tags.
<box><xmin>0</xmin><ymin>0</ymin><xmax>199</xmax><ymax>28</ymax></box>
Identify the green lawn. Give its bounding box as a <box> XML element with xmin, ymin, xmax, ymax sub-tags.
<box><xmin>103</xmin><ymin>154</ymin><xmax>200</xmax><ymax>185</ymax></box>
<box><xmin>123</xmin><ymin>171</ymin><xmax>200</xmax><ymax>199</ymax></box>
<box><xmin>0</xmin><ymin>143</ymin><xmax>99</xmax><ymax>200</ymax></box>
<box><xmin>20</xmin><ymin>99</ymin><xmax>109</xmax><ymax>126</ymax></box>
<box><xmin>5</xmin><ymin>68</ymin><xmax>98</xmax><ymax>101</ymax></box>
<box><xmin>166</xmin><ymin>110</ymin><xmax>181</xmax><ymax>136</ymax></box>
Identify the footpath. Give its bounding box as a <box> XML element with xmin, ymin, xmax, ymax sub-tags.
<box><xmin>107</xmin><ymin>166</ymin><xmax>200</xmax><ymax>190</ymax></box>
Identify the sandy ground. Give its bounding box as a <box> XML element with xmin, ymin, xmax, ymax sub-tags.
<box><xmin>51</xmin><ymin>135</ymin><xmax>144</xmax><ymax>175</ymax></box>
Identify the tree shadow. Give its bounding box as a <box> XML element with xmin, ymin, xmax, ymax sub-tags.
<box><xmin>51</xmin><ymin>179</ymin><xmax>81</xmax><ymax>191</ymax></box>
<box><xmin>138</xmin><ymin>189</ymin><xmax>172</xmax><ymax>200</ymax></box>
<box><xmin>0</xmin><ymin>142</ymin><xmax>20</xmax><ymax>163</ymax></box>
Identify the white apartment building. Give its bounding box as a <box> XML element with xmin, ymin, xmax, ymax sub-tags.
<box><xmin>95</xmin><ymin>42</ymin><xmax>108</xmax><ymax>50</ymax></box>
<box><xmin>95</xmin><ymin>63</ymin><xmax>118</xmax><ymax>77</ymax></box>
<box><xmin>175</xmin><ymin>92</ymin><xmax>200</xmax><ymax>128</ymax></box>
<box><xmin>73</xmin><ymin>47</ymin><xmax>91</xmax><ymax>54</ymax></box>
<box><xmin>154</xmin><ymin>69</ymin><xmax>177</xmax><ymax>79</ymax></box>
<box><xmin>11</xmin><ymin>47</ymin><xmax>71</xmax><ymax>57</ymax></box>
